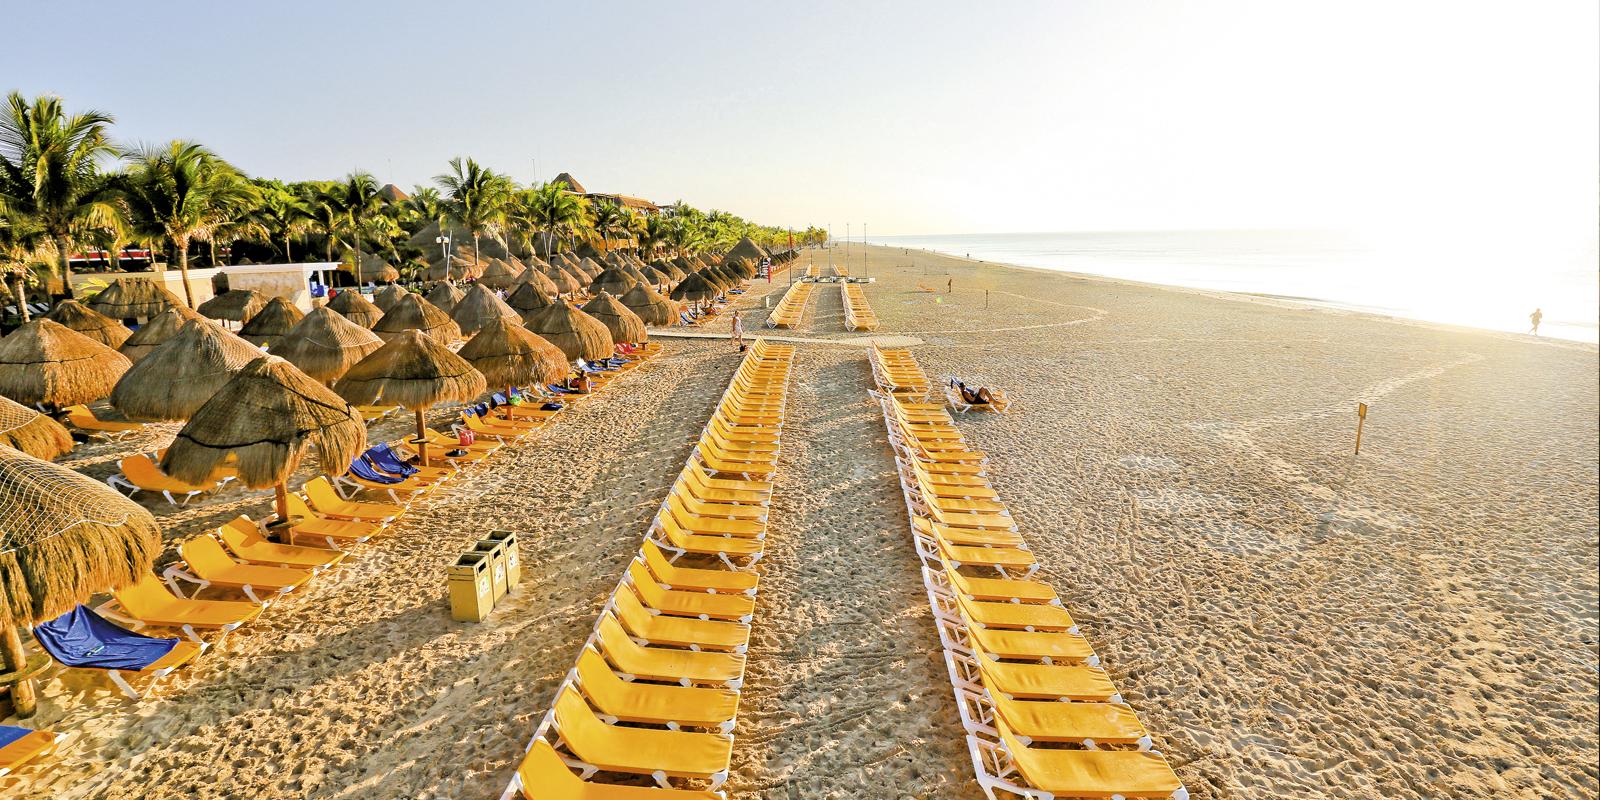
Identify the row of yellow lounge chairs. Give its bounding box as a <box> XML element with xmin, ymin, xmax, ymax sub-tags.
<box><xmin>842</xmin><ymin>283</ymin><xmax>879</xmax><ymax>331</ymax></box>
<box><xmin>867</xmin><ymin>348</ymin><xmax>1188</xmax><ymax>800</ymax></box>
<box><xmin>501</xmin><ymin>338</ymin><xmax>795</xmax><ymax>799</ymax></box>
<box><xmin>870</xmin><ymin>343</ymin><xmax>932</xmax><ymax>400</ymax></box>
<box><xmin>765</xmin><ymin>282</ymin><xmax>813</xmax><ymax>329</ymax></box>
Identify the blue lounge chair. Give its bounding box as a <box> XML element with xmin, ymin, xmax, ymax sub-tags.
<box><xmin>33</xmin><ymin>605</ymin><xmax>206</xmax><ymax>699</ymax></box>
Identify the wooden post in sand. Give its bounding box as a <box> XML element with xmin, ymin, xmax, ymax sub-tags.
<box><xmin>1354</xmin><ymin>402</ymin><xmax>1368</xmax><ymax>454</ymax></box>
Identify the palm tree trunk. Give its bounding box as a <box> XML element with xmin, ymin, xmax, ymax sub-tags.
<box><xmin>54</xmin><ymin>236</ymin><xmax>75</xmax><ymax>300</ymax></box>
<box><xmin>472</xmin><ymin>234</ymin><xmax>480</xmax><ymax>269</ymax></box>
<box><xmin>284</xmin><ymin>232</ymin><xmax>293</xmax><ymax>262</ymax></box>
<box><xmin>325</xmin><ymin>237</ymin><xmax>333</xmax><ymax>265</ymax></box>
<box><xmin>8</xmin><ymin>274</ymin><xmax>29</xmax><ymax>321</ymax></box>
<box><xmin>177</xmin><ymin>241</ymin><xmax>195</xmax><ymax>307</ymax></box>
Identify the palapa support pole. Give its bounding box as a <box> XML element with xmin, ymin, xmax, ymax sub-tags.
<box><xmin>1354</xmin><ymin>402</ymin><xmax>1368</xmax><ymax>455</ymax></box>
<box><xmin>1</xmin><ymin>623</ymin><xmax>38</xmax><ymax>717</ymax></box>
<box><xmin>415</xmin><ymin>409</ymin><xmax>430</xmax><ymax>466</ymax></box>
<box><xmin>273</xmin><ymin>483</ymin><xmax>291</xmax><ymax>527</ymax></box>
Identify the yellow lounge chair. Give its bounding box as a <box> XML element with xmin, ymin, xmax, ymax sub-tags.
<box><xmin>218</xmin><ymin>517</ymin><xmax>345</xmax><ymax>571</ymax></box>
<box><xmin>165</xmin><ymin>536</ymin><xmax>315</xmax><ymax>604</ymax></box>
<box><xmin>670</xmin><ymin>486</ymin><xmax>768</xmax><ymax>522</ymax></box>
<box><xmin>512</xmin><ymin>738</ymin><xmax>723</xmax><ymax>799</ymax></box>
<box><xmin>677</xmin><ymin>466</ymin><xmax>769</xmax><ymax>506</ymax></box>
<box><xmin>963</xmin><ymin>620</ymin><xmax>1096</xmax><ymax>664</ymax></box>
<box><xmin>652</xmin><ymin>511</ymin><xmax>764</xmax><ymax>569</ymax></box>
<box><xmin>284</xmin><ymin>492</ymin><xmax>386</xmax><ymax>549</ymax></box>
<box><xmin>305</xmin><ymin>476</ymin><xmax>403</xmax><ymax>522</ymax></box>
<box><xmin>612</xmin><ymin>589</ymin><xmax>750</xmax><ymax>652</ymax></box>
<box><xmin>549</xmin><ymin>688</ymin><xmax>732</xmax><ymax>788</ymax></box>
<box><xmin>62</xmin><ymin>404</ymin><xmax>143</xmax><ymax>439</ymax></box>
<box><xmin>595</xmin><ymin>614</ymin><xmax>745</xmax><ymax>688</ymax></box>
<box><xmin>684</xmin><ymin>461</ymin><xmax>772</xmax><ymax>496</ymax></box>
<box><xmin>574</xmin><ymin>648</ymin><xmax>740</xmax><ymax>731</ymax></box>
<box><xmin>107</xmin><ymin>453</ymin><xmax>225</xmax><ymax>506</ymax></box>
<box><xmin>940</xmin><ymin>557</ymin><xmax>1056</xmax><ymax>603</ymax></box>
<box><xmin>982</xmin><ymin>714</ymin><xmax>1181</xmax><ymax>799</ymax></box>
<box><xmin>640</xmin><ymin>540</ymin><xmax>758</xmax><ymax>596</ymax></box>
<box><xmin>967</xmin><ymin>647</ymin><xmax>1119</xmax><ymax>702</ymax></box>
<box><xmin>665</xmin><ymin>496</ymin><xmax>766</xmax><ymax>539</ymax></box>
<box><xmin>954</xmin><ymin>592</ymin><xmax>1075</xmax><ymax>632</ymax></box>
<box><xmin>626</xmin><ymin>562</ymin><xmax>755</xmax><ymax>623</ymax></box>
<box><xmin>0</xmin><ymin>727</ymin><xmax>60</xmax><ymax>778</ymax></box>
<box><xmin>100</xmin><ymin>574</ymin><xmax>263</xmax><ymax>643</ymax></box>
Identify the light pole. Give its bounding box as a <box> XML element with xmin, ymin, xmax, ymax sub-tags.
<box><xmin>435</xmin><ymin>234</ymin><xmax>452</xmax><ymax>285</ymax></box>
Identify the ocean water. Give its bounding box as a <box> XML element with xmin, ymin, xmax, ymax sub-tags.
<box><xmin>865</xmin><ymin>230</ymin><xmax>1599</xmax><ymax>344</ymax></box>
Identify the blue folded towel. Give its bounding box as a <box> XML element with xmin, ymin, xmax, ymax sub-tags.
<box><xmin>33</xmin><ymin>605</ymin><xmax>179</xmax><ymax>671</ymax></box>
<box><xmin>350</xmin><ymin>457</ymin><xmax>404</xmax><ymax>484</ymax></box>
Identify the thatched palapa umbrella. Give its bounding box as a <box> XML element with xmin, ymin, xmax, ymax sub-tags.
<box><xmin>424</xmin><ymin>281</ymin><xmax>465</xmax><ymax>314</ymax></box>
<box><xmin>111</xmin><ymin>320</ymin><xmax>263</xmax><ymax>421</ymax></box>
<box><xmin>326</xmin><ymin>289</ymin><xmax>385</xmax><ymax>328</ymax></box>
<box><xmin>507</xmin><ymin>282</ymin><xmax>555</xmax><ymax>317</ymax></box>
<box><xmin>334</xmin><ymin>330</ymin><xmax>485</xmax><ymax>466</ymax></box>
<box><xmin>0</xmin><ymin>395</ymin><xmax>74</xmax><ymax>460</ymax></box>
<box><xmin>352</xmin><ymin>254</ymin><xmax>399</xmax><ymax>284</ymax></box>
<box><xmin>163</xmin><ymin>356</ymin><xmax>365</xmax><ymax>526</ymax></box>
<box><xmin>118</xmin><ymin>306</ymin><xmax>204</xmax><ymax>361</ymax></box>
<box><xmin>620</xmin><ymin>283</ymin><xmax>680</xmax><ymax>326</ymax></box>
<box><xmin>539</xmin><ymin>265</ymin><xmax>580</xmax><ymax>296</ymax></box>
<box><xmin>589</xmin><ymin>267</ymin><xmax>638</xmax><ymax>298</ymax></box>
<box><xmin>524</xmin><ymin>301</ymin><xmax>613</xmax><ymax>362</ymax></box>
<box><xmin>238</xmin><ymin>296</ymin><xmax>305</xmax><ymax>346</ymax></box>
<box><xmin>373</xmin><ymin>284</ymin><xmax>410</xmax><ymax>313</ymax></box>
<box><xmin>477</xmin><ymin>258</ymin><xmax>525</xmax><ymax>291</ymax></box>
<box><xmin>582</xmin><ymin>292</ymin><xmax>648</xmax><ymax>345</ymax></box>
<box><xmin>670</xmin><ymin>272</ymin><xmax>721</xmax><ymax>304</ymax></box>
<box><xmin>372</xmin><ymin>293</ymin><xmax>461</xmax><ymax>343</ymax></box>
<box><xmin>450</xmin><ymin>283</ymin><xmax>521</xmax><ymax>337</ymax></box>
<box><xmin>0</xmin><ymin>446</ymin><xmax>161</xmax><ymax>716</ymax></box>
<box><xmin>725</xmin><ymin>236</ymin><xmax>768</xmax><ymax>265</ymax></box>
<box><xmin>197</xmin><ymin>289</ymin><xmax>269</xmax><ymax>324</ymax></box>
<box><xmin>268</xmin><ymin>306</ymin><xmax>384</xmax><ymax>384</ymax></box>
<box><xmin>43</xmin><ymin>300</ymin><xmax>131</xmax><ymax>349</ymax></box>
<box><xmin>458</xmin><ymin>316</ymin><xmax>567</xmax><ymax>392</ymax></box>
<box><xmin>518</xmin><ymin>268</ymin><xmax>560</xmax><ymax>299</ymax></box>
<box><xmin>87</xmin><ymin>278</ymin><xmax>183</xmax><ymax>320</ymax></box>
<box><xmin>0</xmin><ymin>320</ymin><xmax>132</xmax><ymax>409</ymax></box>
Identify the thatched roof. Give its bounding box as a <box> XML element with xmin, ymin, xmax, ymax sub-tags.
<box><xmin>0</xmin><ymin>395</ymin><xmax>74</xmax><ymax>460</ymax></box>
<box><xmin>449</xmin><ymin>283</ymin><xmax>521</xmax><ymax>337</ymax></box>
<box><xmin>118</xmin><ymin>306</ymin><xmax>204</xmax><ymax>361</ymax></box>
<box><xmin>524</xmin><ymin>301</ymin><xmax>613</xmax><ymax>361</ymax></box>
<box><xmin>197</xmin><ymin>289</ymin><xmax>269</xmax><ymax>323</ymax></box>
<box><xmin>519</xmin><ymin>268</ymin><xmax>560</xmax><ymax>298</ymax></box>
<box><xmin>373</xmin><ymin>284</ymin><xmax>411</xmax><ymax>313</ymax></box>
<box><xmin>326</xmin><ymin>289</ymin><xmax>385</xmax><ymax>328</ymax></box>
<box><xmin>350</xmin><ymin>253</ymin><xmax>400</xmax><ymax>283</ymax></box>
<box><xmin>458</xmin><ymin>316</ymin><xmax>568</xmax><ymax>390</ymax></box>
<box><xmin>163</xmin><ymin>356</ymin><xmax>365</xmax><ymax>489</ymax></box>
<box><xmin>334</xmin><ymin>330</ymin><xmax>486</xmax><ymax>411</ymax></box>
<box><xmin>377</xmin><ymin>183</ymin><xmax>409</xmax><ymax>203</ymax></box>
<box><xmin>110</xmin><ymin>319</ymin><xmax>263</xmax><ymax>421</ymax></box>
<box><xmin>238</xmin><ymin>296</ymin><xmax>306</xmax><ymax>345</ymax></box>
<box><xmin>672</xmin><ymin>256</ymin><xmax>697</xmax><ymax>275</ymax></box>
<box><xmin>0</xmin><ymin>447</ymin><xmax>161</xmax><ymax>628</ymax></box>
<box><xmin>551</xmin><ymin>172</ymin><xmax>587</xmax><ymax>193</ymax></box>
<box><xmin>44</xmin><ymin>300</ymin><xmax>130</xmax><ymax>349</ymax></box>
<box><xmin>506</xmin><ymin>282</ymin><xmax>555</xmax><ymax>315</ymax></box>
<box><xmin>424</xmin><ymin>281</ymin><xmax>465</xmax><ymax>313</ymax></box>
<box><xmin>371</xmin><ymin>292</ymin><xmax>461</xmax><ymax>343</ymax></box>
<box><xmin>620</xmin><ymin>283</ymin><xmax>680</xmax><ymax>327</ymax></box>
<box><xmin>477</xmin><ymin>258</ymin><xmax>525</xmax><ymax>290</ymax></box>
<box><xmin>543</xmin><ymin>265</ymin><xmax>582</xmax><ymax>295</ymax></box>
<box><xmin>693</xmin><ymin>267</ymin><xmax>730</xmax><ymax>292</ymax></box>
<box><xmin>408</xmin><ymin>220</ymin><xmax>510</xmax><ymax>261</ymax></box>
<box><xmin>86</xmin><ymin>278</ymin><xmax>183</xmax><ymax>320</ymax></box>
<box><xmin>725</xmin><ymin>236</ymin><xmax>769</xmax><ymax>265</ymax></box>
<box><xmin>669</xmin><ymin>272</ymin><xmax>721</xmax><ymax>302</ymax></box>
<box><xmin>653</xmin><ymin>260</ymin><xmax>686</xmax><ymax>282</ymax></box>
<box><xmin>268</xmin><ymin>306</ymin><xmax>384</xmax><ymax>384</ymax></box>
<box><xmin>577</xmin><ymin>257</ymin><xmax>605</xmax><ymax>280</ymax></box>
<box><xmin>0</xmin><ymin>319</ymin><xmax>132</xmax><ymax>408</ymax></box>
<box><xmin>581</xmin><ymin>292</ymin><xmax>648</xmax><ymax>345</ymax></box>
<box><xmin>589</xmin><ymin>267</ymin><xmax>638</xmax><ymax>298</ymax></box>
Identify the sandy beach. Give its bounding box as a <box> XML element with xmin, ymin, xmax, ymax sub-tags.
<box><xmin>4</xmin><ymin>244</ymin><xmax>1595</xmax><ymax>800</ymax></box>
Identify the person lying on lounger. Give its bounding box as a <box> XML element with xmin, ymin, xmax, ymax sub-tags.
<box><xmin>951</xmin><ymin>379</ymin><xmax>995</xmax><ymax>405</ymax></box>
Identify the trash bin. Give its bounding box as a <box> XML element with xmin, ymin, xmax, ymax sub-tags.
<box><xmin>488</xmin><ymin>530</ymin><xmax>520</xmax><ymax>590</ymax></box>
<box><xmin>448</xmin><ymin>552</ymin><xmax>493</xmax><ymax>622</ymax></box>
<box><xmin>473</xmin><ymin>540</ymin><xmax>508</xmax><ymax>604</ymax></box>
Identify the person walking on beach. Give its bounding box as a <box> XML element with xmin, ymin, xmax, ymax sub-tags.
<box><xmin>731</xmin><ymin>310</ymin><xmax>744</xmax><ymax>351</ymax></box>
<box><xmin>947</xmin><ymin>278</ymin><xmax>953</xmax><ymax>293</ymax></box>
<box><xmin>1529</xmin><ymin>308</ymin><xmax>1543</xmax><ymax>336</ymax></box>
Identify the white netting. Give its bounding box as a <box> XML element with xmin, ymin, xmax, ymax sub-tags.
<box><xmin>0</xmin><ymin>396</ymin><xmax>41</xmax><ymax>437</ymax></box>
<box><xmin>0</xmin><ymin>449</ymin><xmax>148</xmax><ymax>556</ymax></box>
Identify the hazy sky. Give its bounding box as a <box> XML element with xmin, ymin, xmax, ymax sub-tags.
<box><xmin>3</xmin><ymin>1</ymin><xmax>1596</xmax><ymax>242</ymax></box>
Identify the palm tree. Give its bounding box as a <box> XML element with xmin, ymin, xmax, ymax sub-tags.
<box><xmin>247</xmin><ymin>182</ymin><xmax>312</xmax><ymax>262</ymax></box>
<box><xmin>119</xmin><ymin>140</ymin><xmax>258</xmax><ymax>306</ymax></box>
<box><xmin>334</xmin><ymin>171</ymin><xmax>381</xmax><ymax>272</ymax></box>
<box><xmin>589</xmin><ymin>201</ymin><xmax>631</xmax><ymax>252</ymax></box>
<box><xmin>0</xmin><ymin>209</ymin><xmax>49</xmax><ymax>319</ymax></box>
<box><xmin>0</xmin><ymin>92</ymin><xmax>120</xmax><ymax>299</ymax></box>
<box><xmin>522</xmin><ymin>180</ymin><xmax>588</xmax><ymax>254</ymax></box>
<box><xmin>299</xmin><ymin>182</ymin><xmax>345</xmax><ymax>264</ymax></box>
<box><xmin>434</xmin><ymin>157</ymin><xmax>511</xmax><ymax>269</ymax></box>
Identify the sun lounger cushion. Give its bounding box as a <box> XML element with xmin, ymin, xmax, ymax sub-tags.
<box><xmin>33</xmin><ymin>605</ymin><xmax>178</xmax><ymax>670</ymax></box>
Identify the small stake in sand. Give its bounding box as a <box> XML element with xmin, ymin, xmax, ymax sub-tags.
<box><xmin>1354</xmin><ymin>402</ymin><xmax>1368</xmax><ymax>454</ymax></box>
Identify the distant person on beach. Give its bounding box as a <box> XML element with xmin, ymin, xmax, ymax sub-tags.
<box><xmin>947</xmin><ymin>278</ymin><xmax>953</xmax><ymax>293</ymax></box>
<box><xmin>951</xmin><ymin>379</ymin><xmax>994</xmax><ymax>405</ymax></box>
<box><xmin>731</xmin><ymin>310</ymin><xmax>744</xmax><ymax>350</ymax></box>
<box><xmin>1529</xmin><ymin>308</ymin><xmax>1543</xmax><ymax>336</ymax></box>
